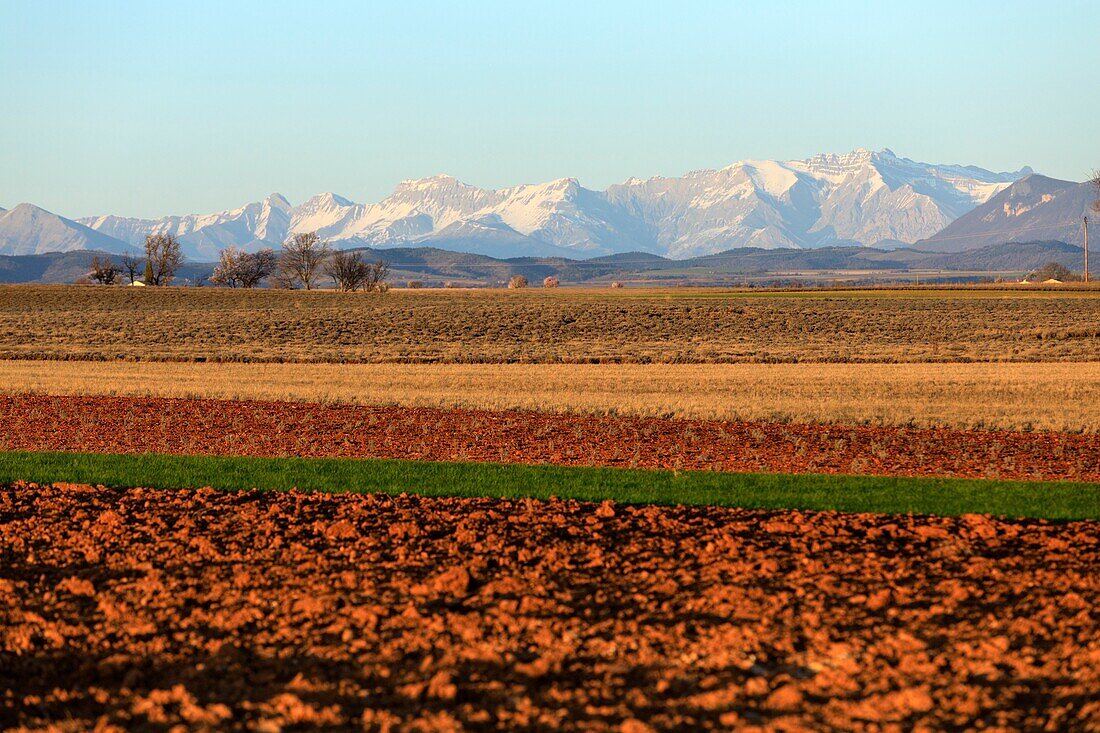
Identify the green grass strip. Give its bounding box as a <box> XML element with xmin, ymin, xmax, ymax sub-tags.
<box><xmin>1</xmin><ymin>450</ymin><xmax>1098</xmax><ymax>520</ymax></box>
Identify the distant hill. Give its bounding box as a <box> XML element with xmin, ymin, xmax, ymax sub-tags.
<box><xmin>2</xmin><ymin>240</ymin><xmax>1083</xmax><ymax>286</ymax></box>
<box><xmin>915</xmin><ymin>240</ymin><xmax>1084</xmax><ymax>272</ymax></box>
<box><xmin>916</xmin><ymin>175</ymin><xmax>1094</xmax><ymax>253</ymax></box>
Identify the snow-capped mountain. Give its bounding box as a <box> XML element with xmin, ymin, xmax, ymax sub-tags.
<box><xmin>605</xmin><ymin>149</ymin><xmax>1029</xmax><ymax>257</ymax></box>
<box><xmin>78</xmin><ymin>193</ymin><xmax>292</xmax><ymax>260</ymax></box>
<box><xmin>53</xmin><ymin>149</ymin><xmax>1034</xmax><ymax>259</ymax></box>
<box><xmin>0</xmin><ymin>204</ymin><xmax>128</xmax><ymax>256</ymax></box>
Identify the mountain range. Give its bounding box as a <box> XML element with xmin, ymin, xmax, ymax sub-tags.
<box><xmin>2</xmin><ymin>149</ymin><xmax>1056</xmax><ymax>260</ymax></box>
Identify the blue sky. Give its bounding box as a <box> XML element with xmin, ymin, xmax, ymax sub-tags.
<box><xmin>2</xmin><ymin>0</ymin><xmax>1097</xmax><ymax>218</ymax></box>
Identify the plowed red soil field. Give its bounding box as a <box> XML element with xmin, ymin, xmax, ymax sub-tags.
<box><xmin>2</xmin><ymin>484</ymin><xmax>1098</xmax><ymax>731</ymax></box>
<box><xmin>3</xmin><ymin>395</ymin><xmax>1100</xmax><ymax>482</ymax></box>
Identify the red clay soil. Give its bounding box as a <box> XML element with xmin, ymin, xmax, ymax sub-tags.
<box><xmin>2</xmin><ymin>483</ymin><xmax>1099</xmax><ymax>731</ymax></box>
<box><xmin>2</xmin><ymin>395</ymin><xmax>1100</xmax><ymax>482</ymax></box>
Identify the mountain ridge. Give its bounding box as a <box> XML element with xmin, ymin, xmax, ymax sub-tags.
<box><xmin>916</xmin><ymin>174</ymin><xmax>1094</xmax><ymax>253</ymax></box>
<box><xmin>2</xmin><ymin>149</ymin><xmax>1036</xmax><ymax>259</ymax></box>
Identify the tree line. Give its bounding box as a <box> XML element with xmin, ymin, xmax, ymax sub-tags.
<box><xmin>88</xmin><ymin>232</ymin><xmax>389</xmax><ymax>292</ymax></box>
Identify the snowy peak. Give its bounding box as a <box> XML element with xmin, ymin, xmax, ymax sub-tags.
<box><xmin>0</xmin><ymin>203</ymin><xmax>128</xmax><ymax>256</ymax></box>
<box><xmin>294</xmin><ymin>191</ymin><xmax>354</xmax><ymax>214</ymax></box>
<box><xmin>264</xmin><ymin>192</ymin><xmax>292</xmax><ymax>212</ymax></box>
<box><xmin>383</xmin><ymin>175</ymin><xmax>501</xmax><ymax>220</ymax></box>
<box><xmin>294</xmin><ymin>191</ymin><xmax>354</xmax><ymax>211</ymax></box>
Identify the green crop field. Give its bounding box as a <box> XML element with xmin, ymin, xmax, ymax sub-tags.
<box><xmin>4</xmin><ymin>451</ymin><xmax>1099</xmax><ymax>520</ymax></box>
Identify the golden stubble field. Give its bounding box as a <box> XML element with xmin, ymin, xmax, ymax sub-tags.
<box><xmin>2</xmin><ymin>285</ymin><xmax>1100</xmax><ymax>364</ymax></box>
<box><xmin>6</xmin><ymin>360</ymin><xmax>1100</xmax><ymax>432</ymax></box>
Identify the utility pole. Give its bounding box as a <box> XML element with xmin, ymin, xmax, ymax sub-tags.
<box><xmin>1085</xmin><ymin>216</ymin><xmax>1090</xmax><ymax>284</ymax></box>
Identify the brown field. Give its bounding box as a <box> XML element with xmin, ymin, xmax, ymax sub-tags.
<box><xmin>3</xmin><ymin>484</ymin><xmax>1097</xmax><ymax>731</ymax></box>
<box><xmin>3</xmin><ymin>285</ymin><xmax>1100</xmax><ymax>364</ymax></box>
<box><xmin>5</xmin><ymin>395</ymin><xmax>1100</xmax><ymax>482</ymax></box>
<box><xmin>5</xmin><ymin>359</ymin><xmax>1100</xmax><ymax>432</ymax></box>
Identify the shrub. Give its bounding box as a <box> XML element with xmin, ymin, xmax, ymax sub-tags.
<box><xmin>406</xmin><ymin>280</ymin><xmax>423</xmax><ymax>289</ymax></box>
<box><xmin>325</xmin><ymin>252</ymin><xmax>389</xmax><ymax>292</ymax></box>
<box><xmin>508</xmin><ymin>275</ymin><xmax>528</xmax><ymax>289</ymax></box>
<box><xmin>1027</xmin><ymin>262</ymin><xmax>1078</xmax><ymax>283</ymax></box>
<box><xmin>543</xmin><ymin>276</ymin><xmax>560</xmax><ymax>288</ymax></box>
<box><xmin>212</xmin><ymin>247</ymin><xmax>277</xmax><ymax>288</ymax></box>
<box><xmin>88</xmin><ymin>255</ymin><xmax>121</xmax><ymax>285</ymax></box>
<box><xmin>610</xmin><ymin>281</ymin><xmax>623</xmax><ymax>289</ymax></box>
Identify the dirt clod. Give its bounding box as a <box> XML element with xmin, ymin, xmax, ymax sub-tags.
<box><xmin>2</xmin><ymin>483</ymin><xmax>1098</xmax><ymax>730</ymax></box>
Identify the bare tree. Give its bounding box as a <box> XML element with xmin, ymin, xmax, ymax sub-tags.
<box><xmin>278</xmin><ymin>232</ymin><xmax>330</xmax><ymax>290</ymax></box>
<box><xmin>363</xmin><ymin>259</ymin><xmax>389</xmax><ymax>292</ymax></box>
<box><xmin>543</xmin><ymin>275</ymin><xmax>560</xmax><ymax>288</ymax></box>
<box><xmin>1091</xmin><ymin>169</ymin><xmax>1100</xmax><ymax>212</ymax></box>
<box><xmin>89</xmin><ymin>255</ymin><xmax>121</xmax><ymax>285</ymax></box>
<box><xmin>143</xmin><ymin>233</ymin><xmax>184</xmax><ymax>286</ymax></box>
<box><xmin>239</xmin><ymin>249</ymin><xmax>277</xmax><ymax>288</ymax></box>
<box><xmin>212</xmin><ymin>247</ymin><xmax>277</xmax><ymax>288</ymax></box>
<box><xmin>121</xmin><ymin>251</ymin><xmax>142</xmax><ymax>285</ymax></box>
<box><xmin>211</xmin><ymin>247</ymin><xmax>244</xmax><ymax>288</ymax></box>
<box><xmin>324</xmin><ymin>251</ymin><xmax>390</xmax><ymax>292</ymax></box>
<box><xmin>326</xmin><ymin>250</ymin><xmax>369</xmax><ymax>292</ymax></box>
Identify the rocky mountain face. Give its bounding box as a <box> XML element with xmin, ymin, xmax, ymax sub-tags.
<box><xmin>916</xmin><ymin>175</ymin><xmax>1094</xmax><ymax>253</ymax></box>
<box><xmin>4</xmin><ymin>149</ymin><xmax>1033</xmax><ymax>259</ymax></box>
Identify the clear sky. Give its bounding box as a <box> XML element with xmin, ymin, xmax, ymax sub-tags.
<box><xmin>2</xmin><ymin>0</ymin><xmax>1097</xmax><ymax>218</ymax></box>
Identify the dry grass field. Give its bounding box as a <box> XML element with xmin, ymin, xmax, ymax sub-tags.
<box><xmin>4</xmin><ymin>360</ymin><xmax>1100</xmax><ymax>432</ymax></box>
<box><xmin>3</xmin><ymin>285</ymin><xmax>1100</xmax><ymax>364</ymax></box>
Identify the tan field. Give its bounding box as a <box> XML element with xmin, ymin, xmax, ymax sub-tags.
<box><xmin>5</xmin><ymin>359</ymin><xmax>1100</xmax><ymax>433</ymax></box>
<box><xmin>3</xmin><ymin>285</ymin><xmax>1100</xmax><ymax>364</ymax></box>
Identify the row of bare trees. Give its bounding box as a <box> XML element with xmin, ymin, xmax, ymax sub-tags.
<box><xmin>218</xmin><ymin>232</ymin><xmax>389</xmax><ymax>291</ymax></box>
<box><xmin>210</xmin><ymin>234</ymin><xmax>388</xmax><ymax>291</ymax></box>
<box><xmin>89</xmin><ymin>231</ymin><xmax>389</xmax><ymax>291</ymax></box>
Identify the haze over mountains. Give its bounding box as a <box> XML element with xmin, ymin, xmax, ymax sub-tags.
<box><xmin>3</xmin><ymin>148</ymin><xmax>1091</xmax><ymax>261</ymax></box>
